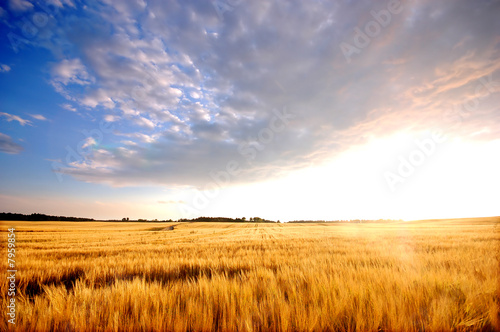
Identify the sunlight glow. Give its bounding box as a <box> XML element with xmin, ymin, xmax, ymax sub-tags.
<box><xmin>173</xmin><ymin>134</ymin><xmax>500</xmax><ymax>222</ymax></box>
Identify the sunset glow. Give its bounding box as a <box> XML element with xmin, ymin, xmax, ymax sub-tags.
<box><xmin>0</xmin><ymin>0</ymin><xmax>499</xmax><ymax>221</ymax></box>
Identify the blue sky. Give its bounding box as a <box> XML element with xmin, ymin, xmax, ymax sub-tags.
<box><xmin>0</xmin><ymin>0</ymin><xmax>499</xmax><ymax>221</ymax></box>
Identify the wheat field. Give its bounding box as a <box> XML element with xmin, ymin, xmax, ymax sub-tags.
<box><xmin>1</xmin><ymin>218</ymin><xmax>499</xmax><ymax>331</ymax></box>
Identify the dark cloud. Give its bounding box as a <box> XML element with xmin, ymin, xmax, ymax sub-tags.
<box><xmin>0</xmin><ymin>133</ymin><xmax>24</xmax><ymax>154</ymax></box>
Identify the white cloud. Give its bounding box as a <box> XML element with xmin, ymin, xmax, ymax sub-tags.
<box><xmin>8</xmin><ymin>0</ymin><xmax>34</xmax><ymax>12</ymax></box>
<box><xmin>46</xmin><ymin>0</ymin><xmax>74</xmax><ymax>7</ymax></box>
<box><xmin>117</xmin><ymin>132</ymin><xmax>159</xmax><ymax>143</ymax></box>
<box><xmin>61</xmin><ymin>104</ymin><xmax>77</xmax><ymax>112</ymax></box>
<box><xmin>51</xmin><ymin>58</ymin><xmax>93</xmax><ymax>86</ymax></box>
<box><xmin>0</xmin><ymin>112</ymin><xmax>32</xmax><ymax>126</ymax></box>
<box><xmin>29</xmin><ymin>114</ymin><xmax>48</xmax><ymax>121</ymax></box>
<box><xmin>104</xmin><ymin>114</ymin><xmax>119</xmax><ymax>122</ymax></box>
<box><xmin>121</xmin><ymin>140</ymin><xmax>137</xmax><ymax>146</ymax></box>
<box><xmin>80</xmin><ymin>89</ymin><xmax>115</xmax><ymax>109</ymax></box>
<box><xmin>0</xmin><ymin>133</ymin><xmax>23</xmax><ymax>154</ymax></box>
<box><xmin>0</xmin><ymin>64</ymin><xmax>11</xmax><ymax>73</ymax></box>
<box><xmin>133</xmin><ymin>116</ymin><xmax>155</xmax><ymax>129</ymax></box>
<box><xmin>81</xmin><ymin>137</ymin><xmax>97</xmax><ymax>149</ymax></box>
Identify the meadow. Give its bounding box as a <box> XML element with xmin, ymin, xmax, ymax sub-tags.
<box><xmin>0</xmin><ymin>217</ymin><xmax>499</xmax><ymax>331</ymax></box>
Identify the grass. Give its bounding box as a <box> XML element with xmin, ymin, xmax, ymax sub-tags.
<box><xmin>1</xmin><ymin>218</ymin><xmax>499</xmax><ymax>331</ymax></box>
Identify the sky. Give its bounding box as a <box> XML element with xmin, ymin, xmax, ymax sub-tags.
<box><xmin>0</xmin><ymin>0</ymin><xmax>499</xmax><ymax>221</ymax></box>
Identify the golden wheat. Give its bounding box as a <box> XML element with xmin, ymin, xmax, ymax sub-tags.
<box><xmin>1</xmin><ymin>218</ymin><xmax>499</xmax><ymax>331</ymax></box>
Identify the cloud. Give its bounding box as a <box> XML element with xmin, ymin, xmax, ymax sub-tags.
<box><xmin>0</xmin><ymin>112</ymin><xmax>32</xmax><ymax>126</ymax></box>
<box><xmin>121</xmin><ymin>140</ymin><xmax>137</xmax><ymax>146</ymax></box>
<box><xmin>81</xmin><ymin>137</ymin><xmax>97</xmax><ymax>149</ymax></box>
<box><xmin>104</xmin><ymin>114</ymin><xmax>119</xmax><ymax>122</ymax></box>
<box><xmin>61</xmin><ymin>104</ymin><xmax>77</xmax><ymax>112</ymax></box>
<box><xmin>8</xmin><ymin>0</ymin><xmax>34</xmax><ymax>12</ymax></box>
<box><xmin>133</xmin><ymin>116</ymin><xmax>156</xmax><ymax>129</ymax></box>
<box><xmin>0</xmin><ymin>64</ymin><xmax>11</xmax><ymax>72</ymax></box>
<box><xmin>0</xmin><ymin>133</ymin><xmax>24</xmax><ymax>154</ymax></box>
<box><xmin>46</xmin><ymin>0</ymin><xmax>75</xmax><ymax>7</ymax></box>
<box><xmin>29</xmin><ymin>114</ymin><xmax>48</xmax><ymax>121</ymax></box>
<box><xmin>116</xmin><ymin>132</ymin><xmax>160</xmax><ymax>144</ymax></box>
<box><xmin>51</xmin><ymin>58</ymin><xmax>93</xmax><ymax>85</ymax></box>
<box><xmin>36</xmin><ymin>0</ymin><xmax>500</xmax><ymax>188</ymax></box>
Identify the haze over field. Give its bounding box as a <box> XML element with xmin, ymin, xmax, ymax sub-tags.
<box><xmin>1</xmin><ymin>0</ymin><xmax>499</xmax><ymax>221</ymax></box>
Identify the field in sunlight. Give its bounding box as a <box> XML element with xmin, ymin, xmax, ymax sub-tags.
<box><xmin>1</xmin><ymin>218</ymin><xmax>499</xmax><ymax>331</ymax></box>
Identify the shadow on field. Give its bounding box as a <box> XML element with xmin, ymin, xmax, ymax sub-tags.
<box><xmin>91</xmin><ymin>264</ymin><xmax>252</xmax><ymax>288</ymax></box>
<box><xmin>18</xmin><ymin>266</ymin><xmax>86</xmax><ymax>299</ymax></box>
<box><xmin>18</xmin><ymin>264</ymin><xmax>251</xmax><ymax>300</ymax></box>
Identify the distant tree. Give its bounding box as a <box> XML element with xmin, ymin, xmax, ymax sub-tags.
<box><xmin>0</xmin><ymin>212</ymin><xmax>94</xmax><ymax>222</ymax></box>
<box><xmin>242</xmin><ymin>217</ymin><xmax>246</xmax><ymax>221</ymax></box>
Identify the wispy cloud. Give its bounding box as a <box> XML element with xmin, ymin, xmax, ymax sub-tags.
<box><xmin>104</xmin><ymin>114</ymin><xmax>120</xmax><ymax>122</ymax></box>
<box><xmin>50</xmin><ymin>59</ymin><xmax>94</xmax><ymax>99</ymax></box>
<box><xmin>0</xmin><ymin>112</ymin><xmax>32</xmax><ymax>126</ymax></box>
<box><xmin>61</xmin><ymin>104</ymin><xmax>77</xmax><ymax>112</ymax></box>
<box><xmin>0</xmin><ymin>132</ymin><xmax>24</xmax><ymax>154</ymax></box>
<box><xmin>51</xmin><ymin>58</ymin><xmax>93</xmax><ymax>86</ymax></box>
<box><xmin>116</xmin><ymin>132</ymin><xmax>160</xmax><ymax>144</ymax></box>
<box><xmin>29</xmin><ymin>114</ymin><xmax>48</xmax><ymax>121</ymax></box>
<box><xmin>121</xmin><ymin>140</ymin><xmax>137</xmax><ymax>146</ymax></box>
<box><xmin>81</xmin><ymin>137</ymin><xmax>97</xmax><ymax>149</ymax></box>
<box><xmin>0</xmin><ymin>64</ymin><xmax>11</xmax><ymax>72</ymax></box>
<box><xmin>7</xmin><ymin>0</ymin><xmax>34</xmax><ymax>12</ymax></box>
<box><xmin>46</xmin><ymin>0</ymin><xmax>75</xmax><ymax>8</ymax></box>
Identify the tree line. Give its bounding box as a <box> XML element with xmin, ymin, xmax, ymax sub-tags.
<box><xmin>0</xmin><ymin>212</ymin><xmax>277</xmax><ymax>223</ymax></box>
<box><xmin>288</xmin><ymin>219</ymin><xmax>403</xmax><ymax>223</ymax></box>
<box><xmin>176</xmin><ymin>216</ymin><xmax>276</xmax><ymax>223</ymax></box>
<box><xmin>0</xmin><ymin>212</ymin><xmax>94</xmax><ymax>221</ymax></box>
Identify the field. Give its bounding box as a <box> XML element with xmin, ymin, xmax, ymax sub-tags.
<box><xmin>1</xmin><ymin>217</ymin><xmax>499</xmax><ymax>331</ymax></box>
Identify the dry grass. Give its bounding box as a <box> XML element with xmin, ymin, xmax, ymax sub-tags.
<box><xmin>1</xmin><ymin>218</ymin><xmax>499</xmax><ymax>331</ymax></box>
